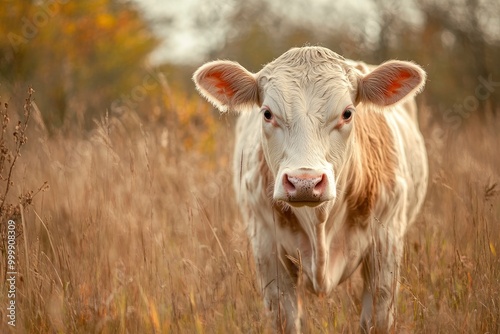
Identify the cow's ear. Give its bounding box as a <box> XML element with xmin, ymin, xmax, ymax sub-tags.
<box><xmin>357</xmin><ymin>61</ymin><xmax>426</xmax><ymax>106</ymax></box>
<box><xmin>193</xmin><ymin>60</ymin><xmax>259</xmax><ymax>112</ymax></box>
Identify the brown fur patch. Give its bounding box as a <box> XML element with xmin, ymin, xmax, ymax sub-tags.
<box><xmin>345</xmin><ymin>105</ymin><xmax>398</xmax><ymax>222</ymax></box>
<box><xmin>273</xmin><ymin>204</ymin><xmax>302</xmax><ymax>232</ymax></box>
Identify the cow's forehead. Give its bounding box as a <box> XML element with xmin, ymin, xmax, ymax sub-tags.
<box><xmin>266</xmin><ymin>46</ymin><xmax>347</xmax><ymax>68</ymax></box>
<box><xmin>259</xmin><ymin>48</ymin><xmax>356</xmax><ymax>92</ymax></box>
<box><xmin>257</xmin><ymin>47</ymin><xmax>357</xmax><ymax>115</ymax></box>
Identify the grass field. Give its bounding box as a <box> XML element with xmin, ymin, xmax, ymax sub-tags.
<box><xmin>1</xmin><ymin>91</ymin><xmax>499</xmax><ymax>333</ymax></box>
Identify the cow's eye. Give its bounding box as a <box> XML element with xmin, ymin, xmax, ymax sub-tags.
<box><xmin>342</xmin><ymin>109</ymin><xmax>353</xmax><ymax>121</ymax></box>
<box><xmin>263</xmin><ymin>109</ymin><xmax>273</xmax><ymax>121</ymax></box>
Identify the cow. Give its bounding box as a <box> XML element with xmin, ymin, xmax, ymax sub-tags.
<box><xmin>193</xmin><ymin>46</ymin><xmax>428</xmax><ymax>333</ymax></box>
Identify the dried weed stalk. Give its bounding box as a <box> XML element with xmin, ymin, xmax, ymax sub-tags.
<box><xmin>0</xmin><ymin>88</ymin><xmax>48</xmax><ymax>273</ymax></box>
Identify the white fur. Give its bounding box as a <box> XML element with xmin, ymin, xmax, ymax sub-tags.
<box><xmin>194</xmin><ymin>47</ymin><xmax>428</xmax><ymax>333</ymax></box>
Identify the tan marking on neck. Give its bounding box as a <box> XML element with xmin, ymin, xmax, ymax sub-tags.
<box><xmin>272</xmin><ymin>203</ymin><xmax>303</xmax><ymax>234</ymax></box>
<box><xmin>345</xmin><ymin>104</ymin><xmax>397</xmax><ymax>222</ymax></box>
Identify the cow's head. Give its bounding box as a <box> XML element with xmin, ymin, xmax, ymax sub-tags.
<box><xmin>193</xmin><ymin>47</ymin><xmax>425</xmax><ymax>207</ymax></box>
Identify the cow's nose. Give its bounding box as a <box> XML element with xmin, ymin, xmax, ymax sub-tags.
<box><xmin>282</xmin><ymin>171</ymin><xmax>328</xmax><ymax>202</ymax></box>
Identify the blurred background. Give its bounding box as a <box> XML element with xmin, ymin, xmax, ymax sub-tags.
<box><xmin>1</xmin><ymin>0</ymin><xmax>499</xmax><ymax>130</ymax></box>
<box><xmin>0</xmin><ymin>1</ymin><xmax>499</xmax><ymax>333</ymax></box>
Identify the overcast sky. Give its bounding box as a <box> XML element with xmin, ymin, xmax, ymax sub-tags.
<box><xmin>134</xmin><ymin>0</ymin><xmax>226</xmax><ymax>65</ymax></box>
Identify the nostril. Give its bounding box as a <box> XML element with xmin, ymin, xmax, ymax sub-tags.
<box><xmin>313</xmin><ymin>174</ymin><xmax>327</xmax><ymax>194</ymax></box>
<box><xmin>283</xmin><ymin>174</ymin><xmax>296</xmax><ymax>193</ymax></box>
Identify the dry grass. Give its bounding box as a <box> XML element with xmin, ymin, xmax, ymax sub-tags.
<box><xmin>0</xmin><ymin>92</ymin><xmax>499</xmax><ymax>333</ymax></box>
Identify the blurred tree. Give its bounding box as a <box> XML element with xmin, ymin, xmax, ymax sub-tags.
<box><xmin>418</xmin><ymin>0</ymin><xmax>500</xmax><ymax>115</ymax></box>
<box><xmin>0</xmin><ymin>0</ymin><xmax>159</xmax><ymax>130</ymax></box>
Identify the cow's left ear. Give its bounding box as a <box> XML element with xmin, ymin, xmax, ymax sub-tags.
<box><xmin>193</xmin><ymin>60</ymin><xmax>259</xmax><ymax>112</ymax></box>
<box><xmin>357</xmin><ymin>61</ymin><xmax>426</xmax><ymax>106</ymax></box>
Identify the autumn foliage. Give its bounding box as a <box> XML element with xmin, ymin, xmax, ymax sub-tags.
<box><xmin>1</xmin><ymin>0</ymin><xmax>158</xmax><ymax>129</ymax></box>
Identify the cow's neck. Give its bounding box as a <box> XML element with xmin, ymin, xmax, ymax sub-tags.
<box><xmin>285</xmin><ymin>203</ymin><xmax>346</xmax><ymax>294</ymax></box>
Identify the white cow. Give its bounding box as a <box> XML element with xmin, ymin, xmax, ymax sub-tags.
<box><xmin>193</xmin><ymin>46</ymin><xmax>428</xmax><ymax>333</ymax></box>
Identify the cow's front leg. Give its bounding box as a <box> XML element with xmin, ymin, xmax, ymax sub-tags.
<box><xmin>360</xmin><ymin>229</ymin><xmax>404</xmax><ymax>334</ymax></box>
<box><xmin>251</xmin><ymin>229</ymin><xmax>301</xmax><ymax>333</ymax></box>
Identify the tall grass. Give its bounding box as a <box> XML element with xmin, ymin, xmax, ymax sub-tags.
<box><xmin>0</xmin><ymin>89</ymin><xmax>498</xmax><ymax>333</ymax></box>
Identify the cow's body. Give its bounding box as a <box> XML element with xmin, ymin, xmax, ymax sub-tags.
<box><xmin>194</xmin><ymin>47</ymin><xmax>427</xmax><ymax>333</ymax></box>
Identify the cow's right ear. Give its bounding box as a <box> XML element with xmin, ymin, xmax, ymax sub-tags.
<box><xmin>193</xmin><ymin>60</ymin><xmax>259</xmax><ymax>112</ymax></box>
